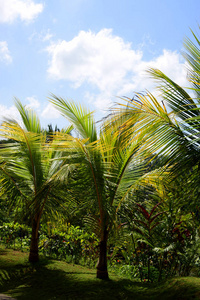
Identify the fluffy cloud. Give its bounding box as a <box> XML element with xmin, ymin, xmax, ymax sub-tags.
<box><xmin>0</xmin><ymin>104</ymin><xmax>20</xmax><ymax>123</ymax></box>
<box><xmin>41</xmin><ymin>103</ymin><xmax>61</xmax><ymax>119</ymax></box>
<box><xmin>0</xmin><ymin>0</ymin><xmax>44</xmax><ymax>23</ymax></box>
<box><xmin>0</xmin><ymin>41</ymin><xmax>12</xmax><ymax>63</ymax></box>
<box><xmin>118</xmin><ymin>49</ymin><xmax>188</xmax><ymax>97</ymax></box>
<box><xmin>26</xmin><ymin>96</ymin><xmax>40</xmax><ymax>109</ymax></box>
<box><xmin>25</xmin><ymin>97</ymin><xmax>60</xmax><ymax>122</ymax></box>
<box><xmin>25</xmin><ymin>97</ymin><xmax>61</xmax><ymax>121</ymax></box>
<box><xmin>47</xmin><ymin>29</ymin><xmax>142</xmax><ymax>90</ymax></box>
<box><xmin>47</xmin><ymin>29</ymin><xmax>188</xmax><ymax>111</ymax></box>
<box><xmin>0</xmin><ymin>97</ymin><xmax>41</xmax><ymax>125</ymax></box>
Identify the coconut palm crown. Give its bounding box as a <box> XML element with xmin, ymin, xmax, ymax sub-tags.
<box><xmin>0</xmin><ymin>99</ymin><xmax>71</xmax><ymax>262</ymax></box>
<box><xmin>111</xmin><ymin>28</ymin><xmax>200</xmax><ymax>180</ymax></box>
<box><xmin>50</xmin><ymin>94</ymin><xmax>161</xmax><ymax>279</ymax></box>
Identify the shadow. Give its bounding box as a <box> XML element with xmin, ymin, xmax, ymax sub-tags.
<box><xmin>2</xmin><ymin>263</ymin><xmax>196</xmax><ymax>300</ymax></box>
<box><xmin>0</xmin><ymin>253</ymin><xmax>200</xmax><ymax>300</ymax></box>
<box><xmin>0</xmin><ymin>265</ymin><xmax>145</xmax><ymax>300</ymax></box>
<box><xmin>0</xmin><ymin>249</ymin><xmax>7</xmax><ymax>256</ymax></box>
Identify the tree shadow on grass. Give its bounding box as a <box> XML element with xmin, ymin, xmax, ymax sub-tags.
<box><xmin>0</xmin><ymin>268</ymin><xmax>142</xmax><ymax>300</ymax></box>
<box><xmin>0</xmin><ymin>258</ymin><xmax>152</xmax><ymax>300</ymax></box>
<box><xmin>0</xmin><ymin>258</ymin><xmax>200</xmax><ymax>300</ymax></box>
<box><xmin>0</xmin><ymin>249</ymin><xmax>7</xmax><ymax>256</ymax></box>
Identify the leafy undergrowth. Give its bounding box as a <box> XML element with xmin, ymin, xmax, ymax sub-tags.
<box><xmin>0</xmin><ymin>245</ymin><xmax>200</xmax><ymax>300</ymax></box>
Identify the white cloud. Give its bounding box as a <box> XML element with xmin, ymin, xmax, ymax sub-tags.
<box><xmin>41</xmin><ymin>103</ymin><xmax>60</xmax><ymax>119</ymax></box>
<box><xmin>0</xmin><ymin>104</ymin><xmax>20</xmax><ymax>123</ymax></box>
<box><xmin>0</xmin><ymin>100</ymin><xmax>60</xmax><ymax>129</ymax></box>
<box><xmin>0</xmin><ymin>41</ymin><xmax>12</xmax><ymax>63</ymax></box>
<box><xmin>46</xmin><ymin>28</ymin><xmax>188</xmax><ymax>111</ymax></box>
<box><xmin>26</xmin><ymin>96</ymin><xmax>40</xmax><ymax>109</ymax></box>
<box><xmin>0</xmin><ymin>0</ymin><xmax>44</xmax><ymax>23</ymax></box>
<box><xmin>42</xmin><ymin>31</ymin><xmax>53</xmax><ymax>42</ymax></box>
<box><xmin>29</xmin><ymin>29</ymin><xmax>53</xmax><ymax>42</ymax></box>
<box><xmin>118</xmin><ymin>49</ymin><xmax>188</xmax><ymax>97</ymax></box>
<box><xmin>0</xmin><ymin>97</ymin><xmax>41</xmax><ymax>126</ymax></box>
<box><xmin>47</xmin><ymin>29</ymin><xmax>142</xmax><ymax>90</ymax></box>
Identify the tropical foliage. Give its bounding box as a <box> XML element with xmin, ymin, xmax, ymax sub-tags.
<box><xmin>49</xmin><ymin>95</ymin><xmax>158</xmax><ymax>279</ymax></box>
<box><xmin>0</xmin><ymin>27</ymin><xmax>200</xmax><ymax>283</ymax></box>
<box><xmin>0</xmin><ymin>100</ymin><xmax>72</xmax><ymax>262</ymax></box>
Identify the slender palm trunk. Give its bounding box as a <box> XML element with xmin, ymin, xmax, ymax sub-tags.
<box><xmin>96</xmin><ymin>227</ymin><xmax>109</xmax><ymax>279</ymax></box>
<box><xmin>29</xmin><ymin>216</ymin><xmax>40</xmax><ymax>263</ymax></box>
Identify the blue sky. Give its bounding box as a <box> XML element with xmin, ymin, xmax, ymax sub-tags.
<box><xmin>0</xmin><ymin>0</ymin><xmax>200</xmax><ymax>129</ymax></box>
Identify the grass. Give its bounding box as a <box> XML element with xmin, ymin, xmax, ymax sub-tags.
<box><xmin>0</xmin><ymin>245</ymin><xmax>200</xmax><ymax>299</ymax></box>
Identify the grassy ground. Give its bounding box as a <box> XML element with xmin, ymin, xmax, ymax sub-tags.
<box><xmin>0</xmin><ymin>245</ymin><xmax>200</xmax><ymax>300</ymax></box>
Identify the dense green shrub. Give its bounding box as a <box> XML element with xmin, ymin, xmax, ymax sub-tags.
<box><xmin>0</xmin><ymin>222</ymin><xmax>31</xmax><ymax>250</ymax></box>
<box><xmin>0</xmin><ymin>222</ymin><xmax>99</xmax><ymax>267</ymax></box>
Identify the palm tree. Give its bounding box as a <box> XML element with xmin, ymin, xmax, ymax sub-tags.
<box><xmin>110</xmin><ymin>28</ymin><xmax>200</xmax><ymax>180</ymax></box>
<box><xmin>50</xmin><ymin>95</ymin><xmax>160</xmax><ymax>279</ymax></box>
<box><xmin>0</xmin><ymin>100</ymin><xmax>71</xmax><ymax>262</ymax></box>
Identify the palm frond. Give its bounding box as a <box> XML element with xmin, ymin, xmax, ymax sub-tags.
<box><xmin>49</xmin><ymin>94</ymin><xmax>97</xmax><ymax>142</ymax></box>
<box><xmin>15</xmin><ymin>98</ymin><xmax>41</xmax><ymax>133</ymax></box>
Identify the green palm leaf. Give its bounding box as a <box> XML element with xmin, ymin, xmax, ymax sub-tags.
<box><xmin>49</xmin><ymin>94</ymin><xmax>97</xmax><ymax>142</ymax></box>
<box><xmin>0</xmin><ymin>100</ymin><xmax>72</xmax><ymax>262</ymax></box>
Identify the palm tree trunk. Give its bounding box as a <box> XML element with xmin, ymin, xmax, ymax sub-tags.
<box><xmin>29</xmin><ymin>216</ymin><xmax>40</xmax><ymax>263</ymax></box>
<box><xmin>96</xmin><ymin>227</ymin><xmax>108</xmax><ymax>279</ymax></box>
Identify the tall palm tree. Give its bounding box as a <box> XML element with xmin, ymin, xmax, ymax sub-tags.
<box><xmin>110</xmin><ymin>28</ymin><xmax>200</xmax><ymax>180</ymax></box>
<box><xmin>0</xmin><ymin>100</ymin><xmax>71</xmax><ymax>262</ymax></box>
<box><xmin>50</xmin><ymin>95</ymin><xmax>160</xmax><ymax>279</ymax></box>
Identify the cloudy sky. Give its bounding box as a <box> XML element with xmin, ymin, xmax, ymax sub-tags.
<box><xmin>0</xmin><ymin>0</ymin><xmax>199</xmax><ymax>129</ymax></box>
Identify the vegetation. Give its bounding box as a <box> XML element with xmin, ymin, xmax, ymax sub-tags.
<box><xmin>48</xmin><ymin>95</ymin><xmax>159</xmax><ymax>279</ymax></box>
<box><xmin>1</xmin><ymin>245</ymin><xmax>200</xmax><ymax>300</ymax></box>
<box><xmin>0</xmin><ymin>26</ymin><xmax>200</xmax><ymax>299</ymax></box>
<box><xmin>0</xmin><ymin>100</ymin><xmax>73</xmax><ymax>262</ymax></box>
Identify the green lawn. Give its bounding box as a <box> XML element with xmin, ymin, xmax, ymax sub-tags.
<box><xmin>0</xmin><ymin>245</ymin><xmax>200</xmax><ymax>300</ymax></box>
